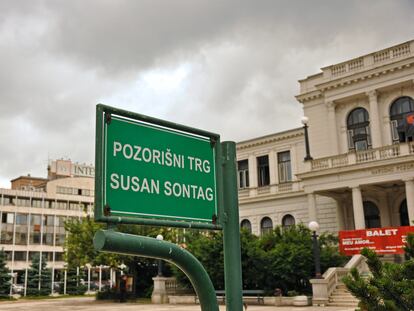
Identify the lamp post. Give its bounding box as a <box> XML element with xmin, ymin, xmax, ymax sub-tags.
<box><xmin>156</xmin><ymin>234</ymin><xmax>164</xmax><ymax>277</ymax></box>
<box><xmin>302</xmin><ymin>116</ymin><xmax>313</xmax><ymax>161</ymax></box>
<box><xmin>308</xmin><ymin>221</ymin><xmax>322</xmax><ymax>279</ymax></box>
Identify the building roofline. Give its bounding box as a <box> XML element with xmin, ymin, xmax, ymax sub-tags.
<box><xmin>237</xmin><ymin>127</ymin><xmax>303</xmax><ymax>145</ymax></box>
<box><xmin>10</xmin><ymin>176</ymin><xmax>48</xmax><ymax>183</ymax></box>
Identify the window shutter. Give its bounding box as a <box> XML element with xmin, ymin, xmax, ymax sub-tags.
<box><xmin>390</xmin><ymin>120</ymin><xmax>399</xmax><ymax>141</ymax></box>
<box><xmin>347</xmin><ymin>129</ymin><xmax>355</xmax><ymax>149</ymax></box>
<box><xmin>366</xmin><ymin>126</ymin><xmax>372</xmax><ymax>146</ymax></box>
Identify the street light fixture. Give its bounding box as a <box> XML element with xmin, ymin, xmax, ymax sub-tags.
<box><xmin>301</xmin><ymin>116</ymin><xmax>313</xmax><ymax>161</ymax></box>
<box><xmin>119</xmin><ymin>262</ymin><xmax>127</xmax><ymax>276</ymax></box>
<box><xmin>156</xmin><ymin>234</ymin><xmax>164</xmax><ymax>277</ymax></box>
<box><xmin>308</xmin><ymin>221</ymin><xmax>322</xmax><ymax>279</ymax></box>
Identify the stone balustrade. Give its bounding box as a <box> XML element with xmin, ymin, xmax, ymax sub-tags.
<box><xmin>309</xmin><ymin>142</ymin><xmax>414</xmax><ymax>172</ymax></box>
<box><xmin>324</xmin><ymin>41</ymin><xmax>413</xmax><ymax>79</ymax></box>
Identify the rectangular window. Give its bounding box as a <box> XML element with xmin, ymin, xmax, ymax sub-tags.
<box><xmin>16</xmin><ymin>214</ymin><xmax>27</xmax><ymax>225</ymax></box>
<box><xmin>43</xmin><ymin>233</ymin><xmax>54</xmax><ymax>245</ymax></box>
<box><xmin>16</xmin><ymin>198</ymin><xmax>30</xmax><ymax>207</ymax></box>
<box><xmin>2</xmin><ymin>213</ymin><xmax>14</xmax><ymax>224</ymax></box>
<box><xmin>44</xmin><ymin>215</ymin><xmax>55</xmax><ymax>227</ymax></box>
<box><xmin>55</xmin><ymin>234</ymin><xmax>66</xmax><ymax>246</ymax></box>
<box><xmin>30</xmin><ymin>232</ymin><xmax>41</xmax><ymax>244</ymax></box>
<box><xmin>31</xmin><ymin>199</ymin><xmax>43</xmax><ymax>208</ymax></box>
<box><xmin>257</xmin><ymin>155</ymin><xmax>270</xmax><ymax>187</ymax></box>
<box><xmin>0</xmin><ymin>227</ymin><xmax>13</xmax><ymax>244</ymax></box>
<box><xmin>2</xmin><ymin>196</ymin><xmax>13</xmax><ymax>205</ymax></box>
<box><xmin>55</xmin><ymin>252</ymin><xmax>64</xmax><ymax>261</ymax></box>
<box><xmin>237</xmin><ymin>160</ymin><xmax>249</xmax><ymax>189</ymax></box>
<box><xmin>56</xmin><ymin>201</ymin><xmax>68</xmax><ymax>210</ymax></box>
<box><xmin>69</xmin><ymin>202</ymin><xmax>80</xmax><ymax>210</ymax></box>
<box><xmin>31</xmin><ymin>214</ymin><xmax>41</xmax><ymax>226</ymax></box>
<box><xmin>14</xmin><ymin>251</ymin><xmax>27</xmax><ymax>261</ymax></box>
<box><xmin>29</xmin><ymin>252</ymin><xmax>40</xmax><ymax>260</ymax></box>
<box><xmin>278</xmin><ymin>151</ymin><xmax>292</xmax><ymax>183</ymax></box>
<box><xmin>15</xmin><ymin>232</ymin><xmax>27</xmax><ymax>245</ymax></box>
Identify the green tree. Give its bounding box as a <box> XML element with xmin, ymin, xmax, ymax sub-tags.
<box><xmin>64</xmin><ymin>218</ymin><xmax>119</xmax><ymax>267</ymax></box>
<box><xmin>0</xmin><ymin>249</ymin><xmax>11</xmax><ymax>298</ymax></box>
<box><xmin>343</xmin><ymin>235</ymin><xmax>414</xmax><ymax>311</ymax></box>
<box><xmin>172</xmin><ymin>225</ymin><xmax>347</xmax><ymax>295</ymax></box>
<box><xmin>61</xmin><ymin>265</ymin><xmax>87</xmax><ymax>295</ymax></box>
<box><xmin>26</xmin><ymin>253</ymin><xmax>52</xmax><ymax>296</ymax></box>
<box><xmin>64</xmin><ymin>218</ymin><xmax>182</xmax><ymax>297</ymax></box>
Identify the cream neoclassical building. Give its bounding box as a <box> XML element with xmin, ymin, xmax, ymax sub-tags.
<box><xmin>237</xmin><ymin>40</ymin><xmax>414</xmax><ymax>236</ymax></box>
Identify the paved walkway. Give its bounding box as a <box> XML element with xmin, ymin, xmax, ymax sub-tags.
<box><xmin>0</xmin><ymin>297</ymin><xmax>357</xmax><ymax>311</ymax></box>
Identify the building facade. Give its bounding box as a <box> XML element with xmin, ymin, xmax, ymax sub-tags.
<box><xmin>0</xmin><ymin>159</ymin><xmax>95</xmax><ymax>293</ymax></box>
<box><xmin>238</xmin><ymin>40</ymin><xmax>414</xmax><ymax>236</ymax></box>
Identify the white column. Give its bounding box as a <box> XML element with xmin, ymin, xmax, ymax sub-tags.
<box><xmin>352</xmin><ymin>187</ymin><xmax>365</xmax><ymax>229</ymax></box>
<box><xmin>248</xmin><ymin>155</ymin><xmax>257</xmax><ymax>196</ymax></box>
<box><xmin>307</xmin><ymin>193</ymin><xmax>317</xmax><ymax>222</ymax></box>
<box><xmin>405</xmin><ymin>179</ymin><xmax>414</xmax><ymax>225</ymax></box>
<box><xmin>327</xmin><ymin>101</ymin><xmax>339</xmax><ymax>155</ymax></box>
<box><xmin>367</xmin><ymin>90</ymin><xmax>382</xmax><ymax>148</ymax></box>
<box><xmin>337</xmin><ymin>202</ymin><xmax>345</xmax><ymax>231</ymax></box>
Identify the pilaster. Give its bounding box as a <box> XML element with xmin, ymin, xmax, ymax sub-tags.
<box><xmin>367</xmin><ymin>90</ymin><xmax>382</xmax><ymax>148</ymax></box>
<box><xmin>326</xmin><ymin>101</ymin><xmax>339</xmax><ymax>155</ymax></box>
<box><xmin>248</xmin><ymin>155</ymin><xmax>257</xmax><ymax>197</ymax></box>
<box><xmin>404</xmin><ymin>179</ymin><xmax>414</xmax><ymax>225</ymax></box>
<box><xmin>307</xmin><ymin>193</ymin><xmax>317</xmax><ymax>222</ymax></box>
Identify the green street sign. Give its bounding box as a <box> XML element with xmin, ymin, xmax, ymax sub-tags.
<box><xmin>95</xmin><ymin>104</ymin><xmax>222</xmax><ymax>227</ymax></box>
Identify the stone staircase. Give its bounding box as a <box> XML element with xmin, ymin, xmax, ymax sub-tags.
<box><xmin>311</xmin><ymin>255</ymin><xmax>368</xmax><ymax>306</ymax></box>
<box><xmin>327</xmin><ymin>283</ymin><xmax>359</xmax><ymax>307</ymax></box>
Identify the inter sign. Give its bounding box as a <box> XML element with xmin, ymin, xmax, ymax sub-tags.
<box><xmin>95</xmin><ymin>105</ymin><xmax>219</xmax><ymax>224</ymax></box>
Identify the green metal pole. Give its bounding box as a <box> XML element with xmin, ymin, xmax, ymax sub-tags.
<box><xmin>221</xmin><ymin>141</ymin><xmax>243</xmax><ymax>311</ymax></box>
<box><xmin>94</xmin><ymin>230</ymin><xmax>219</xmax><ymax>311</ymax></box>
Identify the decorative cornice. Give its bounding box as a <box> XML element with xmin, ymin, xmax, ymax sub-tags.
<box><xmin>295</xmin><ymin>90</ymin><xmax>322</xmax><ymax>103</ymax></box>
<box><xmin>297</xmin><ymin>58</ymin><xmax>414</xmax><ymax>103</ymax></box>
<box><xmin>237</xmin><ymin>128</ymin><xmax>304</xmax><ymax>150</ymax></box>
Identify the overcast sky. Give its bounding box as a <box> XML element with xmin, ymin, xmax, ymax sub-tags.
<box><xmin>1</xmin><ymin>0</ymin><xmax>414</xmax><ymax>187</ymax></box>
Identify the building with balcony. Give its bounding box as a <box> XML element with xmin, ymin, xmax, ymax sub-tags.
<box><xmin>238</xmin><ymin>40</ymin><xmax>414</xmax><ymax>235</ymax></box>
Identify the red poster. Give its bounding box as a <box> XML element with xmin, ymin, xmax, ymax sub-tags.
<box><xmin>339</xmin><ymin>226</ymin><xmax>414</xmax><ymax>256</ymax></box>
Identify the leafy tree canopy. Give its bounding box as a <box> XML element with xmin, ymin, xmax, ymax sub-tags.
<box><xmin>343</xmin><ymin>234</ymin><xmax>414</xmax><ymax>311</ymax></box>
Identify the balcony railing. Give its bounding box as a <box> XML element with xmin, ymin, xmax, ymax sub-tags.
<box><xmin>328</xmin><ymin>41</ymin><xmax>412</xmax><ymax>78</ymax></box>
<box><xmin>238</xmin><ymin>181</ymin><xmax>300</xmax><ymax>199</ymax></box>
<box><xmin>310</xmin><ymin>142</ymin><xmax>414</xmax><ymax>172</ymax></box>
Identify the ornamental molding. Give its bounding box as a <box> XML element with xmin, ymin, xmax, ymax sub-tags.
<box><xmin>297</xmin><ymin>58</ymin><xmax>414</xmax><ymax>103</ymax></box>
<box><xmin>237</xmin><ymin>129</ymin><xmax>304</xmax><ymax>150</ymax></box>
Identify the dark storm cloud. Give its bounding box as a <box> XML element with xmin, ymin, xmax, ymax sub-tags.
<box><xmin>0</xmin><ymin>0</ymin><xmax>414</xmax><ymax>186</ymax></box>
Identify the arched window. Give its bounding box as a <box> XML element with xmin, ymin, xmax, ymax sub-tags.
<box><xmin>282</xmin><ymin>214</ymin><xmax>295</xmax><ymax>228</ymax></box>
<box><xmin>240</xmin><ymin>219</ymin><xmax>252</xmax><ymax>233</ymax></box>
<box><xmin>400</xmin><ymin>199</ymin><xmax>409</xmax><ymax>226</ymax></box>
<box><xmin>347</xmin><ymin>108</ymin><xmax>371</xmax><ymax>151</ymax></box>
<box><xmin>390</xmin><ymin>97</ymin><xmax>414</xmax><ymax>143</ymax></box>
<box><xmin>260</xmin><ymin>217</ymin><xmax>273</xmax><ymax>235</ymax></box>
<box><xmin>363</xmin><ymin>201</ymin><xmax>381</xmax><ymax>229</ymax></box>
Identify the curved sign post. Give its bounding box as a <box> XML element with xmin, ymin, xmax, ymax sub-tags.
<box><xmin>94</xmin><ymin>104</ymin><xmax>243</xmax><ymax>311</ymax></box>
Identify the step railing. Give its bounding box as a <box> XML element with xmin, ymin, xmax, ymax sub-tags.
<box><xmin>310</xmin><ymin>254</ymin><xmax>367</xmax><ymax>306</ymax></box>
